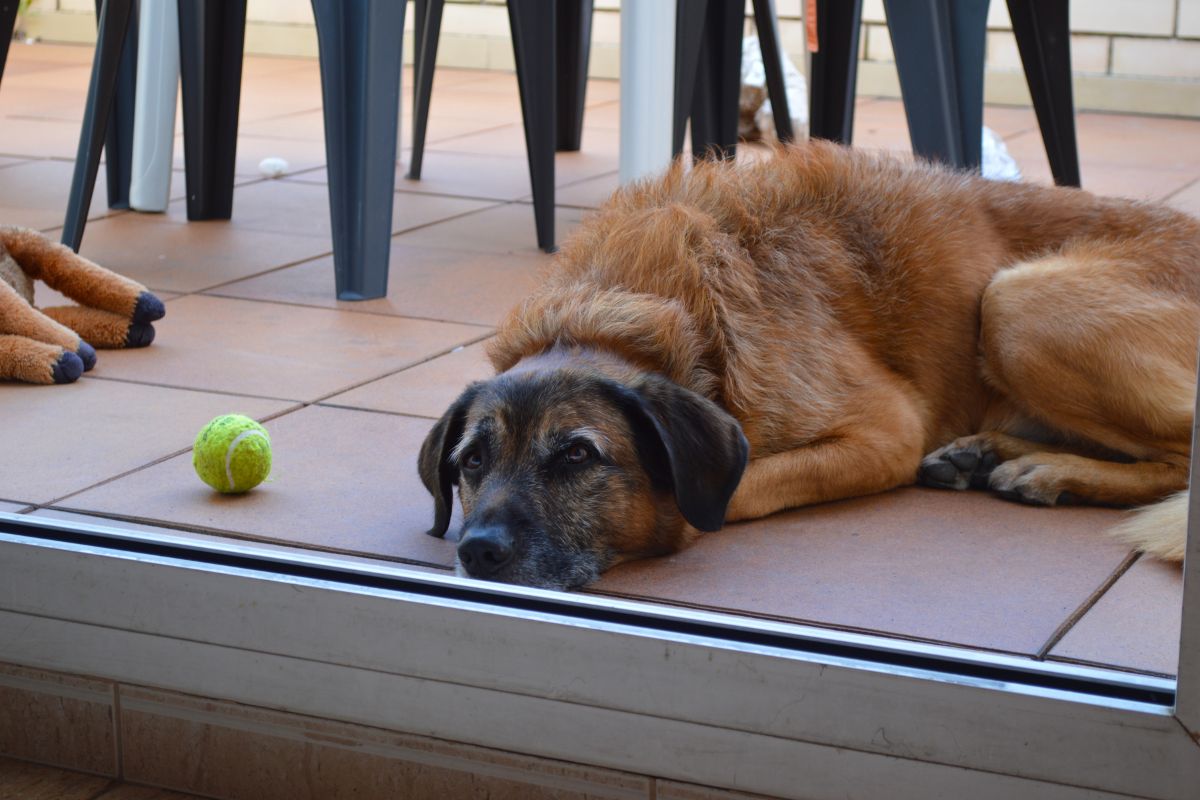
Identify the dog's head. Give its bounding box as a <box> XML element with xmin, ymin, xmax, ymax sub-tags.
<box><xmin>418</xmin><ymin>365</ymin><xmax>749</xmax><ymax>589</ymax></box>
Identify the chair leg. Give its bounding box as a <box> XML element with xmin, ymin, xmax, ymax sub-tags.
<box><xmin>0</xmin><ymin>0</ymin><xmax>16</xmax><ymax>89</ymax></box>
<box><xmin>1006</xmin><ymin>0</ymin><xmax>1079</xmax><ymax>187</ymax></box>
<box><xmin>311</xmin><ymin>0</ymin><xmax>405</xmax><ymax>300</ymax></box>
<box><xmin>750</xmin><ymin>0</ymin><xmax>793</xmax><ymax>143</ymax></box>
<box><xmin>95</xmin><ymin>0</ymin><xmax>137</xmax><ymax>211</ymax></box>
<box><xmin>688</xmin><ymin>0</ymin><xmax>743</xmax><ymax>161</ymax></box>
<box><xmin>177</xmin><ymin>0</ymin><xmax>246</xmax><ymax>220</ymax></box>
<box><xmin>508</xmin><ymin>0</ymin><xmax>556</xmax><ymax>252</ymax></box>
<box><xmin>555</xmin><ymin>0</ymin><xmax>592</xmax><ymax>152</ymax></box>
<box><xmin>62</xmin><ymin>0</ymin><xmax>135</xmax><ymax>252</ymax></box>
<box><xmin>672</xmin><ymin>0</ymin><xmax>708</xmax><ymax>156</ymax></box>
<box><xmin>406</xmin><ymin>0</ymin><xmax>442</xmax><ymax>180</ymax></box>
<box><xmin>883</xmin><ymin>0</ymin><xmax>987</xmax><ymax>170</ymax></box>
<box><xmin>809</xmin><ymin>0</ymin><xmax>863</xmax><ymax>144</ymax></box>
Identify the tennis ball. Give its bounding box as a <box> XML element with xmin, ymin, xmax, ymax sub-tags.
<box><xmin>193</xmin><ymin>414</ymin><xmax>272</xmax><ymax>494</ymax></box>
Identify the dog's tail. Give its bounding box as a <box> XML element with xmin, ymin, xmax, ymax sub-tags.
<box><xmin>1108</xmin><ymin>491</ymin><xmax>1189</xmax><ymax>562</ymax></box>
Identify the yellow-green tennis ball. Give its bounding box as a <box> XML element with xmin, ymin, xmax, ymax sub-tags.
<box><xmin>193</xmin><ymin>414</ymin><xmax>272</xmax><ymax>494</ymax></box>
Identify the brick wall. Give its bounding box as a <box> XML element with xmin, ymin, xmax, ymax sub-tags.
<box><xmin>18</xmin><ymin>0</ymin><xmax>1200</xmax><ymax>117</ymax></box>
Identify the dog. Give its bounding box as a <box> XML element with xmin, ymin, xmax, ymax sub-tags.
<box><xmin>419</xmin><ymin>141</ymin><xmax>1199</xmax><ymax>589</ymax></box>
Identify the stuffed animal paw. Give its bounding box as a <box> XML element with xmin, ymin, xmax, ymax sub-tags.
<box><xmin>0</xmin><ymin>226</ymin><xmax>165</xmax><ymax>384</ymax></box>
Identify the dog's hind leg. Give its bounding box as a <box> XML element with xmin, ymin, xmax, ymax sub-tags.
<box><xmin>945</xmin><ymin>244</ymin><xmax>1198</xmax><ymax>509</ymax></box>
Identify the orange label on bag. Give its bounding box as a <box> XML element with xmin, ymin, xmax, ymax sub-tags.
<box><xmin>806</xmin><ymin>0</ymin><xmax>819</xmax><ymax>52</ymax></box>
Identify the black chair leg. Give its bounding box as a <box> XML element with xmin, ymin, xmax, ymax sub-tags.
<box><xmin>672</xmin><ymin>0</ymin><xmax>708</xmax><ymax>156</ymax></box>
<box><xmin>95</xmin><ymin>0</ymin><xmax>137</xmax><ymax>210</ymax></box>
<box><xmin>407</xmin><ymin>0</ymin><xmax>442</xmax><ymax>180</ymax></box>
<box><xmin>1</xmin><ymin>1</ymin><xmax>20</xmax><ymax>91</ymax></box>
<box><xmin>555</xmin><ymin>0</ymin><xmax>592</xmax><ymax>152</ymax></box>
<box><xmin>809</xmin><ymin>0</ymin><xmax>863</xmax><ymax>144</ymax></box>
<box><xmin>1006</xmin><ymin>0</ymin><xmax>1080</xmax><ymax>187</ymax></box>
<box><xmin>883</xmin><ymin>0</ymin><xmax>988</xmax><ymax>170</ymax></box>
<box><xmin>508</xmin><ymin>0</ymin><xmax>556</xmax><ymax>252</ymax></box>
<box><xmin>62</xmin><ymin>0</ymin><xmax>135</xmax><ymax>251</ymax></box>
<box><xmin>311</xmin><ymin>0</ymin><xmax>405</xmax><ymax>300</ymax></box>
<box><xmin>750</xmin><ymin>0</ymin><xmax>793</xmax><ymax>143</ymax></box>
<box><xmin>688</xmin><ymin>0</ymin><xmax>743</xmax><ymax>161</ymax></box>
<box><xmin>178</xmin><ymin>0</ymin><xmax>246</xmax><ymax>221</ymax></box>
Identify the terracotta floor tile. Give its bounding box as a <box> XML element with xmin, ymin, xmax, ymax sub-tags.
<box><xmin>0</xmin><ymin>115</ymin><xmax>88</xmax><ymax>159</ymax></box>
<box><xmin>63</xmin><ymin>405</ymin><xmax>460</xmax><ymax>567</ymax></box>
<box><xmin>0</xmin><ymin>159</ymin><xmax>116</xmax><ymax>230</ymax></box>
<box><xmin>0</xmin><ymin>85</ymin><xmax>88</xmax><ymax>121</ymax></box>
<box><xmin>845</xmin><ymin>99</ymin><xmax>914</xmax><ymax>155</ymax></box>
<box><xmin>548</xmin><ymin>172</ymin><xmax>620</xmax><ymax>209</ymax></box>
<box><xmin>242</xmin><ymin>108</ymin><xmax>505</xmax><ymax>151</ymax></box>
<box><xmin>459</xmin><ymin>72</ymin><xmax>621</xmax><ymax>105</ymax></box>
<box><xmin>4</xmin><ymin>42</ymin><xmax>92</xmax><ymax>65</ymax></box>
<box><xmin>393</xmin><ymin>203</ymin><xmax>588</xmax><ymax>254</ymax></box>
<box><xmin>1049</xmin><ymin>557</ymin><xmax>1184</xmax><ymax>675</ymax></box>
<box><xmin>1002</xmin><ymin>112</ymin><xmax>1200</xmax><ymax>199</ymax></box>
<box><xmin>324</xmin><ymin>340</ymin><xmax>494</xmax><ymax>418</ymax></box>
<box><xmin>76</xmin><ymin>214</ymin><xmax>334</xmax><ymax>294</ymax></box>
<box><xmin>290</xmin><ymin>148</ymin><xmax>617</xmax><ymax>203</ymax></box>
<box><xmin>209</xmin><ymin>241</ymin><xmax>544</xmax><ymax>326</ymax></box>
<box><xmin>0</xmin><ymin>380</ymin><xmax>291</xmax><ymax>504</ymax></box>
<box><xmin>171</xmin><ymin>133</ymin><xmax>330</xmax><ymax>180</ymax></box>
<box><xmin>1166</xmin><ymin>178</ymin><xmax>1200</xmax><ymax>217</ymax></box>
<box><xmin>432</xmin><ymin>121</ymin><xmax>621</xmax><ymax>163</ymax></box>
<box><xmin>592</xmin><ymin>488</ymin><xmax>1132</xmax><ymax>654</ymax></box>
<box><xmin>157</xmin><ymin>179</ymin><xmax>493</xmax><ymax>240</ymax></box>
<box><xmin>91</xmin><ymin>295</ymin><xmax>486</xmax><ymax>401</ymax></box>
<box><xmin>1004</xmin><ymin>138</ymin><xmax>1199</xmax><ymax>200</ymax></box>
<box><xmin>581</xmin><ymin>101</ymin><xmax>620</xmax><ymax>130</ymax></box>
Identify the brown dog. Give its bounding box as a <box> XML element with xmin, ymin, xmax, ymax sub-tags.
<box><xmin>419</xmin><ymin>141</ymin><xmax>1199</xmax><ymax>589</ymax></box>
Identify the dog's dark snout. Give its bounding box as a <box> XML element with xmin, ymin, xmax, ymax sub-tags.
<box><xmin>458</xmin><ymin>526</ymin><xmax>515</xmax><ymax>577</ymax></box>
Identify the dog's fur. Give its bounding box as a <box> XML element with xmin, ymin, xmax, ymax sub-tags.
<box><xmin>420</xmin><ymin>141</ymin><xmax>1199</xmax><ymax>588</ymax></box>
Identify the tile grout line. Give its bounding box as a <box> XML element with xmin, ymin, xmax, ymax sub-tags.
<box><xmin>192</xmin><ymin>290</ymin><xmax>497</xmax><ymax>328</ymax></box>
<box><xmin>1161</xmin><ymin>174</ymin><xmax>1200</xmax><ymax>202</ymax></box>
<box><xmin>80</xmin><ymin>374</ymin><xmax>300</xmax><ymax>404</ymax></box>
<box><xmin>1034</xmin><ymin>551</ymin><xmax>1142</xmax><ymax>660</ymax></box>
<box><xmin>306</xmin><ymin>329</ymin><xmax>498</xmax><ymax>405</ymax></box>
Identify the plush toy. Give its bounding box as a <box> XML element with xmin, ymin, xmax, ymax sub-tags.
<box><xmin>0</xmin><ymin>226</ymin><xmax>164</xmax><ymax>384</ymax></box>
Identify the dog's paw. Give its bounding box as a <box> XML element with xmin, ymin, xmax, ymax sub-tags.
<box><xmin>918</xmin><ymin>437</ymin><xmax>1000</xmax><ymax>491</ymax></box>
<box><xmin>987</xmin><ymin>456</ymin><xmax>1069</xmax><ymax>506</ymax></box>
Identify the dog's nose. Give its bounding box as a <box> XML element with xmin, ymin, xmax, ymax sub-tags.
<box><xmin>457</xmin><ymin>526</ymin><xmax>515</xmax><ymax>577</ymax></box>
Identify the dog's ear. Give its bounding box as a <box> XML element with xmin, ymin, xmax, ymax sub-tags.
<box><xmin>418</xmin><ymin>383</ymin><xmax>482</xmax><ymax>538</ymax></box>
<box><xmin>607</xmin><ymin>375</ymin><xmax>749</xmax><ymax>532</ymax></box>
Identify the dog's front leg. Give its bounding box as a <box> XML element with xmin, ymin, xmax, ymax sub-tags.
<box><xmin>726</xmin><ymin>389</ymin><xmax>927</xmax><ymax>521</ymax></box>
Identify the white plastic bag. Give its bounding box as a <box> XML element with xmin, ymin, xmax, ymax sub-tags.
<box><xmin>739</xmin><ymin>36</ymin><xmax>809</xmax><ymax>142</ymax></box>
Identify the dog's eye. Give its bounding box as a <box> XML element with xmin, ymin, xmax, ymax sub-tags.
<box><xmin>563</xmin><ymin>444</ymin><xmax>591</xmax><ymax>465</ymax></box>
<box><xmin>462</xmin><ymin>450</ymin><xmax>483</xmax><ymax>471</ymax></box>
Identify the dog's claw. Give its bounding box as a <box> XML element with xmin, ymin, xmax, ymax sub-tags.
<box><xmin>947</xmin><ymin>450</ymin><xmax>978</xmax><ymax>472</ymax></box>
<box><xmin>918</xmin><ymin>460</ymin><xmax>960</xmax><ymax>488</ymax></box>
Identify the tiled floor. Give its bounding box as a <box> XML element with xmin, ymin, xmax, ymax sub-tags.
<box><xmin>0</xmin><ymin>42</ymin><xmax>1193</xmax><ymax>676</ymax></box>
